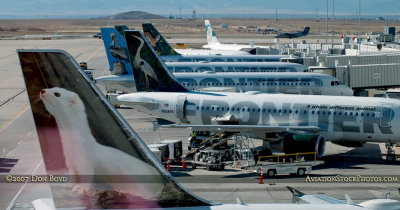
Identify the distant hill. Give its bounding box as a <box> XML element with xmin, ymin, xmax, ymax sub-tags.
<box><xmin>96</xmin><ymin>11</ymin><xmax>166</xmax><ymax>19</ymax></box>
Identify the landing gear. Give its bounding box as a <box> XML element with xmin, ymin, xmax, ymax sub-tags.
<box><xmin>386</xmin><ymin>142</ymin><xmax>397</xmax><ymax>162</ymax></box>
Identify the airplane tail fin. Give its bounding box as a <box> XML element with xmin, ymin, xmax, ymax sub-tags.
<box><xmin>125</xmin><ymin>30</ymin><xmax>189</xmax><ymax>92</ymax></box>
<box><xmin>302</xmin><ymin>27</ymin><xmax>310</xmax><ymax>35</ymax></box>
<box><xmin>205</xmin><ymin>20</ymin><xmax>220</xmax><ymax>45</ymax></box>
<box><xmin>100</xmin><ymin>27</ymin><xmax>133</xmax><ymax>75</ymax></box>
<box><xmin>142</xmin><ymin>23</ymin><xmax>180</xmax><ymax>56</ymax></box>
<box><xmin>114</xmin><ymin>25</ymin><xmax>130</xmax><ymax>38</ymax></box>
<box><xmin>17</xmin><ymin>49</ymin><xmax>210</xmax><ymax>209</ymax></box>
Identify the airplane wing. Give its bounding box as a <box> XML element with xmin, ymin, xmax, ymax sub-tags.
<box><xmin>160</xmin><ymin>124</ymin><xmax>321</xmax><ymax>133</ymax></box>
<box><xmin>287</xmin><ymin>187</ymin><xmax>347</xmax><ymax>204</ymax></box>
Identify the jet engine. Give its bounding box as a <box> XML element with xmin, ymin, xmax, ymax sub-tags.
<box><xmin>270</xmin><ymin>134</ymin><xmax>326</xmax><ymax>159</ymax></box>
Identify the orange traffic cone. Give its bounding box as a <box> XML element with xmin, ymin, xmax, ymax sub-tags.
<box><xmin>259</xmin><ymin>167</ymin><xmax>264</xmax><ymax>184</ymax></box>
<box><xmin>167</xmin><ymin>158</ymin><xmax>170</xmax><ymax>171</ymax></box>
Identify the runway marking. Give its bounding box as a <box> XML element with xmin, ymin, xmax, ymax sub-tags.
<box><xmin>6</xmin><ymin>159</ymin><xmax>43</xmax><ymax>210</ymax></box>
<box><xmin>84</xmin><ymin>45</ymin><xmax>104</xmax><ymax>62</ymax></box>
<box><xmin>0</xmin><ymin>105</ymin><xmax>30</xmax><ymax>133</ymax></box>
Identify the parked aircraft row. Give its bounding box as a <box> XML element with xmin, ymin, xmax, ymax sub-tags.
<box><xmin>18</xmin><ymin>49</ymin><xmax>400</xmax><ymax>210</ymax></box>
<box><xmin>108</xmin><ymin>30</ymin><xmax>398</xmax><ymax>162</ymax></box>
<box><xmin>141</xmin><ymin>23</ymin><xmax>304</xmax><ymax>63</ymax></box>
<box><xmin>99</xmin><ymin>26</ymin><xmax>351</xmax><ymax>97</ymax></box>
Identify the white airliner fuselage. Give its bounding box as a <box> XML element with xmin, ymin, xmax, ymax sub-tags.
<box><xmin>118</xmin><ymin>91</ymin><xmax>400</xmax><ymax>144</ymax></box>
<box><xmin>174</xmin><ymin>72</ymin><xmax>352</xmax><ymax>96</ymax></box>
<box><xmin>175</xmin><ymin>48</ymin><xmax>250</xmax><ymax>56</ymax></box>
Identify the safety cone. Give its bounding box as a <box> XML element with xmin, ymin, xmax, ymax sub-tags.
<box><xmin>167</xmin><ymin>158</ymin><xmax>170</xmax><ymax>171</ymax></box>
<box><xmin>259</xmin><ymin>167</ymin><xmax>264</xmax><ymax>184</ymax></box>
<box><xmin>182</xmin><ymin>156</ymin><xmax>186</xmax><ymax>171</ymax></box>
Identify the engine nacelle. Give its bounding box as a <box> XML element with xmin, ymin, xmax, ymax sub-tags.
<box><xmin>270</xmin><ymin>134</ymin><xmax>326</xmax><ymax>159</ymax></box>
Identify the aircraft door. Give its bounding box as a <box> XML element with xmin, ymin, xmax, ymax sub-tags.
<box><xmin>380</xmin><ymin>103</ymin><xmax>393</xmax><ymax>127</ymax></box>
<box><xmin>176</xmin><ymin>95</ymin><xmax>188</xmax><ymax>121</ymax></box>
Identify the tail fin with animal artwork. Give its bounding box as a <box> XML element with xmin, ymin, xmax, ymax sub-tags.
<box><xmin>98</xmin><ymin>27</ymin><xmax>136</xmax><ymax>93</ymax></box>
<box><xmin>205</xmin><ymin>20</ymin><xmax>221</xmax><ymax>45</ymax></box>
<box><xmin>125</xmin><ymin>30</ymin><xmax>189</xmax><ymax>92</ymax></box>
<box><xmin>17</xmin><ymin>49</ymin><xmax>210</xmax><ymax>209</ymax></box>
<box><xmin>142</xmin><ymin>23</ymin><xmax>181</xmax><ymax>56</ymax></box>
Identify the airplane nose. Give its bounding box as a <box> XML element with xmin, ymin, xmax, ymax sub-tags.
<box><xmin>40</xmin><ymin>89</ymin><xmax>46</xmax><ymax>95</ymax></box>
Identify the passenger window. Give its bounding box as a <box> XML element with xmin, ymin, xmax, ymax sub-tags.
<box><xmin>331</xmin><ymin>81</ymin><xmax>334</xmax><ymax>86</ymax></box>
<box><xmin>372</xmin><ymin>113</ymin><xmax>375</xmax><ymax>117</ymax></box>
<box><xmin>322</xmin><ymin>111</ymin><xmax>325</xmax><ymax>115</ymax></box>
<box><xmin>312</xmin><ymin>111</ymin><xmax>315</xmax><ymax>114</ymax></box>
<box><xmin>206</xmin><ymin>107</ymin><xmax>209</xmax><ymax>110</ymax></box>
<box><xmin>196</xmin><ymin>106</ymin><xmax>199</xmax><ymax>110</ymax></box>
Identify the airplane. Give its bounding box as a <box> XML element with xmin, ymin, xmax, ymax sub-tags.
<box><xmin>116</xmin><ymin>30</ymin><xmax>400</xmax><ymax>161</ymax></box>
<box><xmin>96</xmin><ymin>71</ymin><xmax>352</xmax><ymax>96</ymax></box>
<box><xmin>101</xmin><ymin>27</ymin><xmax>307</xmax><ymax>81</ymax></box>
<box><xmin>166</xmin><ymin>61</ymin><xmax>308</xmax><ymax>73</ymax></box>
<box><xmin>275</xmin><ymin>27</ymin><xmax>311</xmax><ymax>39</ymax></box>
<box><xmin>172</xmin><ymin>72</ymin><xmax>353</xmax><ymax>96</ymax></box>
<box><xmin>96</xmin><ymin>28</ymin><xmax>351</xmax><ymax>96</ymax></box>
<box><xmin>203</xmin><ymin>20</ymin><xmax>276</xmax><ymax>54</ymax></box>
<box><xmin>17</xmin><ymin>49</ymin><xmax>400</xmax><ymax>210</ymax></box>
<box><xmin>141</xmin><ymin>23</ymin><xmax>249</xmax><ymax>56</ymax></box>
<box><xmin>140</xmin><ymin>23</ymin><xmax>303</xmax><ymax>63</ymax></box>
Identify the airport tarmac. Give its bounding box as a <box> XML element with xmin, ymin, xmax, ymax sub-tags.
<box><xmin>0</xmin><ymin>38</ymin><xmax>399</xmax><ymax>209</ymax></box>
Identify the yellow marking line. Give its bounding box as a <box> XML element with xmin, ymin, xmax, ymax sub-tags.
<box><xmin>0</xmin><ymin>105</ymin><xmax>30</xmax><ymax>133</ymax></box>
<box><xmin>84</xmin><ymin>45</ymin><xmax>104</xmax><ymax>62</ymax></box>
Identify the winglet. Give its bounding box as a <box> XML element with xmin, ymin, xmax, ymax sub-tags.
<box><xmin>345</xmin><ymin>194</ymin><xmax>355</xmax><ymax>205</ymax></box>
<box><xmin>287</xmin><ymin>186</ymin><xmax>305</xmax><ymax>196</ymax></box>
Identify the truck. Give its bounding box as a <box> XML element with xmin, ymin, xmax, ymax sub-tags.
<box><xmin>248</xmin><ymin>152</ymin><xmax>324</xmax><ymax>177</ymax></box>
<box><xmin>192</xmin><ymin>150</ymin><xmax>226</xmax><ymax>170</ymax></box>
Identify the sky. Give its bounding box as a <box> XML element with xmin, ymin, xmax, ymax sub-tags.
<box><xmin>0</xmin><ymin>0</ymin><xmax>399</xmax><ymax>19</ymax></box>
